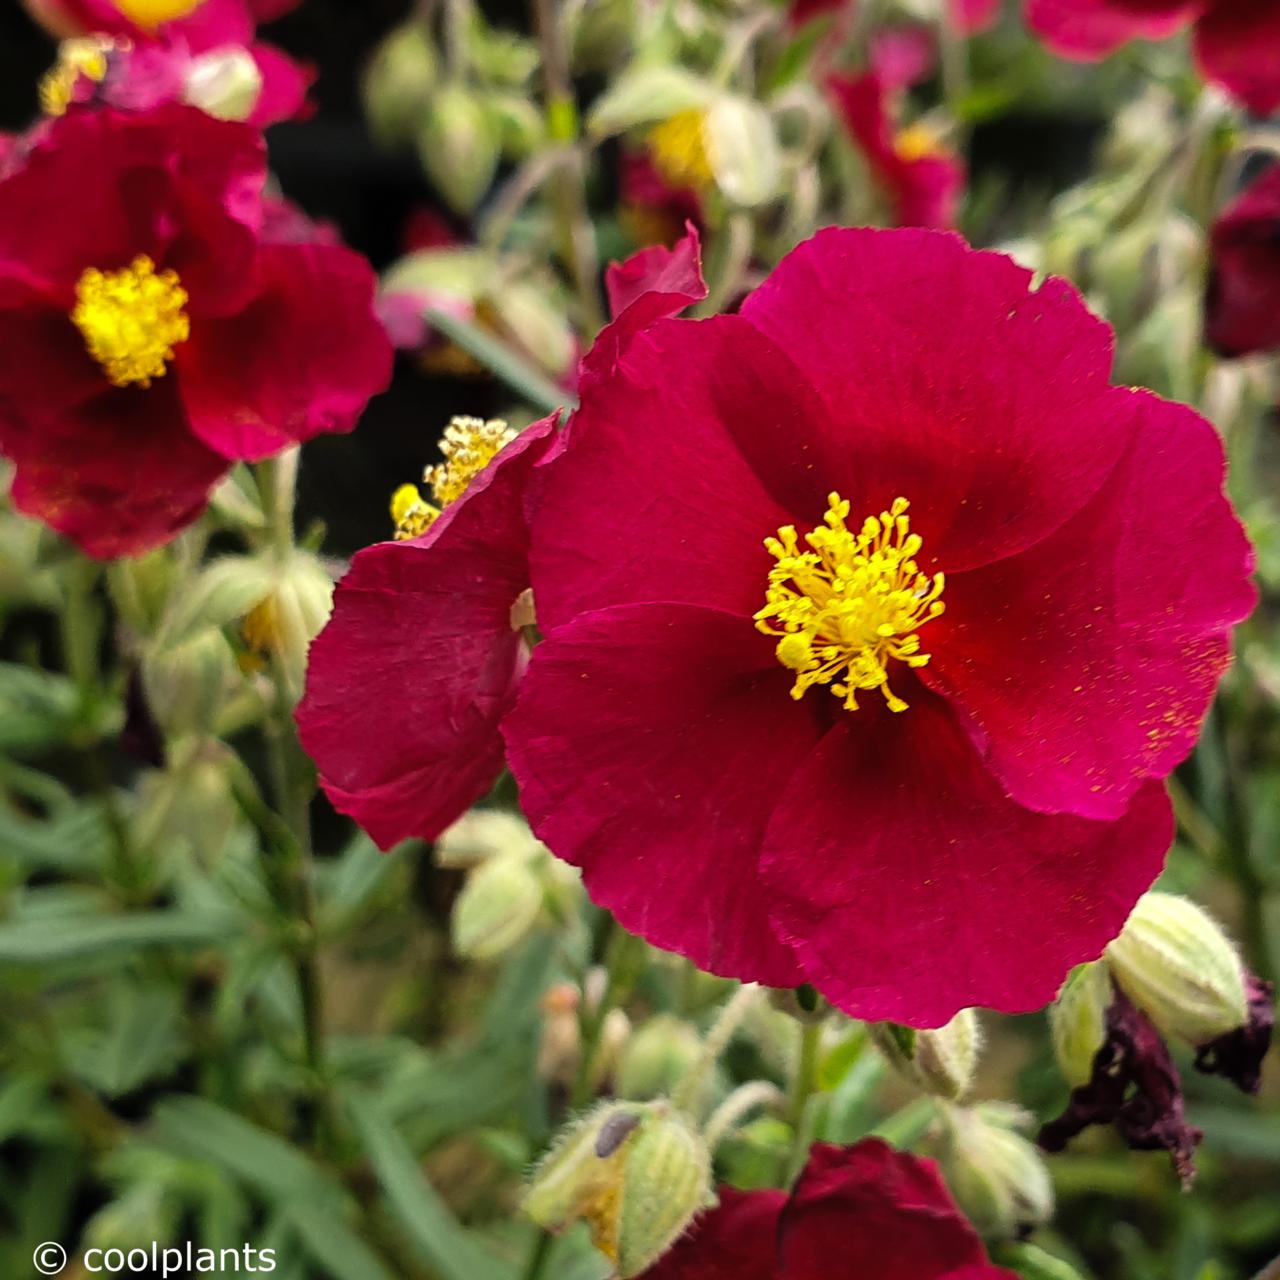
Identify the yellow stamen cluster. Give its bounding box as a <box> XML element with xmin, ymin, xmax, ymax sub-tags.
<box><xmin>115</xmin><ymin>0</ymin><xmax>206</xmax><ymax>29</ymax></box>
<box><xmin>894</xmin><ymin>123</ymin><xmax>946</xmax><ymax>163</ymax></box>
<box><xmin>72</xmin><ymin>256</ymin><xmax>191</xmax><ymax>389</ymax></box>
<box><xmin>755</xmin><ymin>495</ymin><xmax>945</xmax><ymax>714</ymax></box>
<box><xmin>39</xmin><ymin>36</ymin><xmax>116</xmax><ymax>117</ymax></box>
<box><xmin>647</xmin><ymin>110</ymin><xmax>714</xmax><ymax>190</ymax></box>
<box><xmin>390</xmin><ymin>416</ymin><xmax>517</xmax><ymax>540</ymax></box>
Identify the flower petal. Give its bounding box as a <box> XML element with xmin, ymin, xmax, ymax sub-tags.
<box><xmin>1207</xmin><ymin>165</ymin><xmax>1280</xmax><ymax>358</ymax></box>
<box><xmin>738</xmin><ymin>227</ymin><xmax>1126</xmax><ymax>570</ymax></box>
<box><xmin>640</xmin><ymin>1187</ymin><xmax>784</xmax><ymax>1280</ymax></box>
<box><xmin>923</xmin><ymin>388</ymin><xmax>1255</xmax><ymax>821</ymax></box>
<box><xmin>1194</xmin><ymin>0</ymin><xmax>1280</xmax><ymax>117</ymax></box>
<box><xmin>761</xmin><ymin>691</ymin><xmax>1173</xmax><ymax>1026</ymax></box>
<box><xmin>1025</xmin><ymin>0</ymin><xmax>1193</xmax><ymax>59</ymax></box>
<box><xmin>504</xmin><ymin>602</ymin><xmax>815</xmax><ymax>988</ymax></box>
<box><xmin>178</xmin><ymin>241</ymin><xmax>392</xmax><ymax>461</ymax></box>
<box><xmin>532</xmin><ymin>315</ymin><xmax>844</xmax><ymax>634</ymax></box>
<box><xmin>296</xmin><ymin>418</ymin><xmax>560</xmax><ymax>849</ymax></box>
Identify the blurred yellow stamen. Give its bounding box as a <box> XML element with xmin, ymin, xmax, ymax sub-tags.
<box><xmin>72</xmin><ymin>256</ymin><xmax>190</xmax><ymax>389</ymax></box>
<box><xmin>39</xmin><ymin>36</ymin><xmax>115</xmax><ymax>117</ymax></box>
<box><xmin>755</xmin><ymin>494</ymin><xmax>946</xmax><ymax>714</ymax></box>
<box><xmin>389</xmin><ymin>416</ymin><xmax>516</xmax><ymax>540</ymax></box>
<box><xmin>895</xmin><ymin>123</ymin><xmax>945</xmax><ymax>163</ymax></box>
<box><xmin>647</xmin><ymin>110</ymin><xmax>714</xmax><ymax>190</ymax></box>
<box><xmin>115</xmin><ymin>0</ymin><xmax>205</xmax><ymax>29</ymax></box>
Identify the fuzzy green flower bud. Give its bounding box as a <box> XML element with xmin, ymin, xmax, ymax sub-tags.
<box><xmin>417</xmin><ymin>84</ymin><xmax>501</xmax><ymax>215</ymax></box>
<box><xmin>184</xmin><ymin>47</ymin><xmax>263</xmax><ymax>121</ymax></box>
<box><xmin>617</xmin><ymin>1015</ymin><xmax>705</xmax><ymax>1102</ymax></box>
<box><xmin>1048</xmin><ymin>961</ymin><xmax>1112</xmax><ymax>1087</ymax></box>
<box><xmin>940</xmin><ymin>1104</ymin><xmax>1055</xmax><ymax>1242</ymax></box>
<box><xmin>436</xmin><ymin>808</ymin><xmax>542</xmax><ymax>868</ymax></box>
<box><xmin>870</xmin><ymin>1009</ymin><xmax>981</xmax><ymax>1101</ymax></box>
<box><xmin>1106</xmin><ymin>892</ymin><xmax>1249</xmax><ymax>1045</ymax></box>
<box><xmin>524</xmin><ymin>1101</ymin><xmax>711</xmax><ymax>1278</ymax></box>
<box><xmin>363</xmin><ymin>22</ymin><xmax>439</xmax><ymax>149</ymax></box>
<box><xmin>451</xmin><ymin>853</ymin><xmax>544</xmax><ymax>961</ymax></box>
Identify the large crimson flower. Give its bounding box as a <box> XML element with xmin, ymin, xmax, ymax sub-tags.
<box><xmin>0</xmin><ymin>104</ymin><xmax>391</xmax><ymax>558</ymax></box>
<box><xmin>1206</xmin><ymin>165</ymin><xmax>1280</xmax><ymax>358</ymax></box>
<box><xmin>295</xmin><ymin>232</ymin><xmax>706</xmax><ymax>848</ymax></box>
<box><xmin>1026</xmin><ymin>0</ymin><xmax>1280</xmax><ymax>116</ymax></box>
<box><xmin>503</xmin><ymin>227</ymin><xmax>1255</xmax><ymax>1026</ymax></box>
<box><xmin>641</xmin><ymin>1140</ymin><xmax>1015</xmax><ymax>1280</ymax></box>
<box><xmin>29</xmin><ymin>0</ymin><xmax>312</xmax><ymax>126</ymax></box>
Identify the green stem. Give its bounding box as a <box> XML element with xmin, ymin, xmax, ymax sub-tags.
<box><xmin>531</xmin><ymin>0</ymin><xmax>605</xmax><ymax>335</ymax></box>
<box><xmin>672</xmin><ymin>983</ymin><xmax>762</xmax><ymax>1116</ymax></box>
<box><xmin>694</xmin><ymin>211</ymin><xmax>754</xmax><ymax>318</ymax></box>
<box><xmin>937</xmin><ymin>0</ymin><xmax>970</xmax><ymax>139</ymax></box>
<box><xmin>569</xmin><ymin>920</ymin><xmax>639</xmax><ymax>1110</ymax></box>
<box><xmin>789</xmin><ymin>1018</ymin><xmax>822</xmax><ymax>1134</ymax></box>
<box><xmin>521</xmin><ymin>1230</ymin><xmax>554</xmax><ymax>1280</ymax></box>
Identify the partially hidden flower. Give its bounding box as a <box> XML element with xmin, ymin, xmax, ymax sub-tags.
<box><xmin>31</xmin><ymin>0</ymin><xmax>313</xmax><ymax>126</ymax></box>
<box><xmin>0</xmin><ymin>105</ymin><xmax>392</xmax><ymax>557</ymax></box>
<box><xmin>1207</xmin><ymin>165</ymin><xmax>1280</xmax><ymax>358</ymax></box>
<box><xmin>639</xmin><ymin>1139</ymin><xmax>1017</xmax><ymax>1280</ymax></box>
<box><xmin>295</xmin><ymin>228</ymin><xmax>707</xmax><ymax>848</ymax></box>
<box><xmin>828</xmin><ymin>64</ymin><xmax>964</xmax><ymax>228</ymax></box>
<box><xmin>503</xmin><ymin>226</ymin><xmax>1256</xmax><ymax>1027</ymax></box>
<box><xmin>1026</xmin><ymin>0</ymin><xmax>1280</xmax><ymax>117</ymax></box>
<box><xmin>792</xmin><ymin>0</ymin><xmax>1000</xmax><ymax>35</ymax></box>
<box><xmin>620</xmin><ymin>150</ymin><xmax>705</xmax><ymax>250</ymax></box>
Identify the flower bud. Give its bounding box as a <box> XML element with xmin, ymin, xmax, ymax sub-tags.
<box><xmin>417</xmin><ymin>84</ymin><xmax>500</xmax><ymax>215</ymax></box>
<box><xmin>617</xmin><ymin>1015</ymin><xmax>704</xmax><ymax>1102</ymax></box>
<box><xmin>142</xmin><ymin>629</ymin><xmax>238</xmax><ymax>740</ymax></box>
<box><xmin>569</xmin><ymin>0</ymin><xmax>636</xmax><ymax>73</ymax></box>
<box><xmin>451</xmin><ymin>853</ymin><xmax>544</xmax><ymax>961</ymax></box>
<box><xmin>940</xmin><ymin>1105</ymin><xmax>1054</xmax><ymax>1241</ymax></box>
<box><xmin>1106</xmin><ymin>892</ymin><xmax>1248</xmax><ymax>1046</ymax></box>
<box><xmin>183</xmin><ymin>48</ymin><xmax>263</xmax><ymax>121</ymax></box>
<box><xmin>870</xmin><ymin>1009</ymin><xmax>981</xmax><ymax>1101</ymax></box>
<box><xmin>587</xmin><ymin>64</ymin><xmax>711</xmax><ymax>138</ymax></box>
<box><xmin>240</xmin><ymin>552</ymin><xmax>335</xmax><ymax>701</ymax></box>
<box><xmin>1048</xmin><ymin>961</ymin><xmax>1112</xmax><ymax>1087</ymax></box>
<box><xmin>436</xmin><ymin>808</ymin><xmax>541</xmax><ymax>868</ymax></box>
<box><xmin>524</xmin><ymin>1102</ymin><xmax>711</xmax><ymax>1278</ymax></box>
<box><xmin>363</xmin><ymin>23</ymin><xmax>439</xmax><ymax>149</ymax></box>
<box><xmin>704</xmin><ymin>95</ymin><xmax>781</xmax><ymax>208</ymax></box>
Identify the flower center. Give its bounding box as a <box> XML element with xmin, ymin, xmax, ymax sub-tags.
<box><xmin>72</xmin><ymin>256</ymin><xmax>190</xmax><ymax>389</ymax></box>
<box><xmin>894</xmin><ymin>123</ymin><xmax>946</xmax><ymax>163</ymax></box>
<box><xmin>390</xmin><ymin>416</ymin><xmax>517</xmax><ymax>540</ymax></box>
<box><xmin>114</xmin><ymin>0</ymin><xmax>205</xmax><ymax>28</ymax></box>
<box><xmin>754</xmin><ymin>494</ymin><xmax>945</xmax><ymax>714</ymax></box>
<box><xmin>39</xmin><ymin>36</ymin><xmax>116</xmax><ymax>117</ymax></box>
<box><xmin>647</xmin><ymin>110</ymin><xmax>714</xmax><ymax>190</ymax></box>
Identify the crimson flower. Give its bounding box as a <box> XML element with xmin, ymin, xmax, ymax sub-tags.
<box><xmin>295</xmin><ymin>232</ymin><xmax>707</xmax><ymax>848</ymax></box>
<box><xmin>30</xmin><ymin>0</ymin><xmax>312</xmax><ymax>126</ymax></box>
<box><xmin>641</xmin><ymin>1140</ymin><xmax>1016</xmax><ymax>1280</ymax></box>
<box><xmin>828</xmin><ymin>72</ymin><xmax>965</xmax><ymax>228</ymax></box>
<box><xmin>1026</xmin><ymin>0</ymin><xmax>1280</xmax><ymax>116</ymax></box>
<box><xmin>620</xmin><ymin>151</ymin><xmax>705</xmax><ymax>250</ymax></box>
<box><xmin>0</xmin><ymin>104</ymin><xmax>391</xmax><ymax>558</ymax></box>
<box><xmin>1206</xmin><ymin>165</ymin><xmax>1280</xmax><ymax>358</ymax></box>
<box><xmin>792</xmin><ymin>0</ymin><xmax>999</xmax><ymax>34</ymax></box>
<box><xmin>503</xmin><ymin>226</ymin><xmax>1255</xmax><ymax>1027</ymax></box>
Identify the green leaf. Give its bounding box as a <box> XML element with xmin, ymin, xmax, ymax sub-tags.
<box><xmin>64</xmin><ymin>988</ymin><xmax>186</xmax><ymax>1098</ymax></box>
<box><xmin>0</xmin><ymin>802</ymin><xmax>108</xmax><ymax>874</ymax></box>
<box><xmin>347</xmin><ymin>1094</ymin><xmax>514</xmax><ymax>1280</ymax></box>
<box><xmin>0</xmin><ymin>909</ymin><xmax>242</xmax><ymax>965</ymax></box>
<box><xmin>284</xmin><ymin>1202</ymin><xmax>400</xmax><ymax>1280</ymax></box>
<box><xmin>0</xmin><ymin>663</ymin><xmax>85</xmax><ymax>755</ymax></box>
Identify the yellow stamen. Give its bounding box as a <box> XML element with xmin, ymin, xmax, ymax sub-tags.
<box><xmin>115</xmin><ymin>0</ymin><xmax>205</xmax><ymax>29</ymax></box>
<box><xmin>39</xmin><ymin>36</ymin><xmax>116</xmax><ymax>117</ymax></box>
<box><xmin>755</xmin><ymin>494</ymin><xmax>945</xmax><ymax>714</ymax></box>
<box><xmin>647</xmin><ymin>110</ymin><xmax>714</xmax><ymax>190</ymax></box>
<box><xmin>894</xmin><ymin>122</ymin><xmax>945</xmax><ymax>163</ymax></box>
<box><xmin>389</xmin><ymin>416</ymin><xmax>516</xmax><ymax>540</ymax></box>
<box><xmin>72</xmin><ymin>256</ymin><xmax>190</xmax><ymax>389</ymax></box>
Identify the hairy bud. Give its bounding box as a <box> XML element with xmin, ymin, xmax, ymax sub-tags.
<box><xmin>870</xmin><ymin>1009</ymin><xmax>981</xmax><ymax>1101</ymax></box>
<box><xmin>1049</xmin><ymin>962</ymin><xmax>1113</xmax><ymax>1088</ymax></box>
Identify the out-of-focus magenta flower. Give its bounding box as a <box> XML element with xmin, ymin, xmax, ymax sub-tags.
<box><xmin>296</xmin><ymin>230</ymin><xmax>707</xmax><ymax>848</ymax></box>
<box><xmin>829</xmin><ymin>72</ymin><xmax>965</xmax><ymax>227</ymax></box>
<box><xmin>1206</xmin><ymin>165</ymin><xmax>1280</xmax><ymax>357</ymax></box>
<box><xmin>503</xmin><ymin>227</ymin><xmax>1256</xmax><ymax>1027</ymax></box>
<box><xmin>28</xmin><ymin>0</ymin><xmax>313</xmax><ymax>126</ymax></box>
<box><xmin>620</xmin><ymin>151</ymin><xmax>705</xmax><ymax>250</ymax></box>
<box><xmin>640</xmin><ymin>1140</ymin><xmax>1017</xmax><ymax>1280</ymax></box>
<box><xmin>0</xmin><ymin>105</ymin><xmax>391</xmax><ymax>557</ymax></box>
<box><xmin>1027</xmin><ymin>0</ymin><xmax>1280</xmax><ymax>117</ymax></box>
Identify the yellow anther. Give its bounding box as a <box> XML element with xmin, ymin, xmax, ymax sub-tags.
<box><xmin>647</xmin><ymin>110</ymin><xmax>714</xmax><ymax>190</ymax></box>
<box><xmin>39</xmin><ymin>36</ymin><xmax>115</xmax><ymax>117</ymax></box>
<box><xmin>755</xmin><ymin>494</ymin><xmax>945</xmax><ymax>714</ymax></box>
<box><xmin>115</xmin><ymin>0</ymin><xmax>205</xmax><ymax>29</ymax></box>
<box><xmin>894</xmin><ymin>123</ymin><xmax>945</xmax><ymax>163</ymax></box>
<box><xmin>389</xmin><ymin>416</ymin><xmax>515</xmax><ymax>539</ymax></box>
<box><xmin>72</xmin><ymin>256</ymin><xmax>190</xmax><ymax>389</ymax></box>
